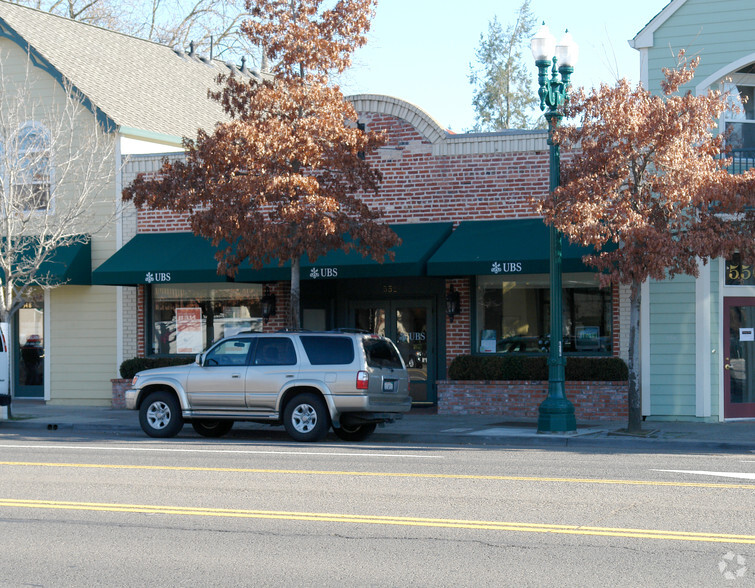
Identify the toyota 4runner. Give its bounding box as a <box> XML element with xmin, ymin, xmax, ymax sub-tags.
<box><xmin>125</xmin><ymin>330</ymin><xmax>412</xmax><ymax>442</ymax></box>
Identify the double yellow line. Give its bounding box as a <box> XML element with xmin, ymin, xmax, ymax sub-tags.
<box><xmin>1</xmin><ymin>498</ymin><xmax>754</xmax><ymax>544</ymax></box>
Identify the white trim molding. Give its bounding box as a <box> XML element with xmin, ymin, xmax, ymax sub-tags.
<box><xmin>696</xmin><ymin>53</ymin><xmax>755</xmax><ymax>94</ymax></box>
<box><xmin>641</xmin><ymin>280</ymin><xmax>651</xmax><ymax>416</ymax></box>
<box><xmin>695</xmin><ymin>259</ymin><xmax>711</xmax><ymax>418</ymax></box>
<box><xmin>43</xmin><ymin>288</ymin><xmax>51</xmax><ymax>401</ymax></box>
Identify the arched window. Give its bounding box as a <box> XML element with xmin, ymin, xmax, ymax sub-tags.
<box><xmin>723</xmin><ymin>65</ymin><xmax>755</xmax><ymax>153</ymax></box>
<box><xmin>13</xmin><ymin>123</ymin><xmax>51</xmax><ymax>210</ymax></box>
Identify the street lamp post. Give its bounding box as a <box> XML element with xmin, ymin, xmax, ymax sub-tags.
<box><xmin>531</xmin><ymin>24</ymin><xmax>578</xmax><ymax>433</ymax></box>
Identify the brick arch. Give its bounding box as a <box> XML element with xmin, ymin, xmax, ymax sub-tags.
<box><xmin>347</xmin><ymin>94</ymin><xmax>448</xmax><ymax>145</ymax></box>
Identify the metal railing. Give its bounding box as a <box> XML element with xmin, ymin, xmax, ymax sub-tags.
<box><xmin>726</xmin><ymin>148</ymin><xmax>755</xmax><ymax>174</ymax></box>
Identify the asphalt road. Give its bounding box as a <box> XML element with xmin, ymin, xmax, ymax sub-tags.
<box><xmin>0</xmin><ymin>431</ymin><xmax>753</xmax><ymax>586</ymax></box>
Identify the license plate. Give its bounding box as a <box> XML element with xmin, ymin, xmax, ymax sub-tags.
<box><xmin>383</xmin><ymin>380</ymin><xmax>395</xmax><ymax>392</ymax></box>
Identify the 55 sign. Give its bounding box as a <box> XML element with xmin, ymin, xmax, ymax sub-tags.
<box><xmin>726</xmin><ymin>255</ymin><xmax>755</xmax><ymax>285</ymax></box>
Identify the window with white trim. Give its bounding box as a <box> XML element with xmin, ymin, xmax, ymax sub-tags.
<box><xmin>724</xmin><ymin>70</ymin><xmax>755</xmax><ymax>151</ymax></box>
<box><xmin>12</xmin><ymin>123</ymin><xmax>51</xmax><ymax>210</ymax></box>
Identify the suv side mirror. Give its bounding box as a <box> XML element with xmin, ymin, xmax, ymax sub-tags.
<box><xmin>195</xmin><ymin>353</ymin><xmax>203</xmax><ymax>366</ymax></box>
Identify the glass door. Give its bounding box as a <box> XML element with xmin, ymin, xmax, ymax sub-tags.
<box><xmin>14</xmin><ymin>296</ymin><xmax>45</xmax><ymax>399</ymax></box>
<box><xmin>724</xmin><ymin>297</ymin><xmax>755</xmax><ymax>418</ymax></box>
<box><xmin>352</xmin><ymin>300</ymin><xmax>434</xmax><ymax>404</ymax></box>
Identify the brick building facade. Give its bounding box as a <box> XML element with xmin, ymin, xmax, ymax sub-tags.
<box><xmin>100</xmin><ymin>94</ymin><xmax>627</xmax><ymax>417</ymax></box>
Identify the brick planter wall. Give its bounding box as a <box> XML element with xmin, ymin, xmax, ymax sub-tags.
<box><xmin>111</xmin><ymin>378</ymin><xmax>130</xmax><ymax>409</ymax></box>
<box><xmin>438</xmin><ymin>380</ymin><xmax>628</xmax><ymax>420</ymax></box>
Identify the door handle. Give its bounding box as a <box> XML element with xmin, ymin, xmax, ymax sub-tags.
<box><xmin>232</xmin><ymin>374</ymin><xmax>241</xmax><ymax>378</ymax></box>
<box><xmin>724</xmin><ymin>358</ymin><xmax>731</xmax><ymax>371</ymax></box>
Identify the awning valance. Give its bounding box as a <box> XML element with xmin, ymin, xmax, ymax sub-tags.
<box><xmin>91</xmin><ymin>233</ymin><xmax>289</xmax><ymax>286</ymax></box>
<box><xmin>301</xmin><ymin>222</ymin><xmax>453</xmax><ymax>280</ymax></box>
<box><xmin>427</xmin><ymin>219</ymin><xmax>597</xmax><ymax>276</ymax></box>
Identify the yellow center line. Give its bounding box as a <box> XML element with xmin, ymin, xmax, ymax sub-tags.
<box><xmin>0</xmin><ymin>461</ymin><xmax>753</xmax><ymax>490</ymax></box>
<box><xmin>0</xmin><ymin>498</ymin><xmax>753</xmax><ymax>544</ymax></box>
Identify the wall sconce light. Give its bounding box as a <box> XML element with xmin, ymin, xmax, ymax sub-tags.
<box><xmin>261</xmin><ymin>286</ymin><xmax>276</xmax><ymax>324</ymax></box>
<box><xmin>446</xmin><ymin>285</ymin><xmax>461</xmax><ymax>322</ymax></box>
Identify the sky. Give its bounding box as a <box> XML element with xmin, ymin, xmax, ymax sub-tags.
<box><xmin>340</xmin><ymin>0</ymin><xmax>670</xmax><ymax>132</ymax></box>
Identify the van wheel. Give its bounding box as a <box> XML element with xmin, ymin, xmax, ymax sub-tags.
<box><xmin>283</xmin><ymin>393</ymin><xmax>330</xmax><ymax>442</ymax></box>
<box><xmin>139</xmin><ymin>391</ymin><xmax>183</xmax><ymax>438</ymax></box>
<box><xmin>192</xmin><ymin>419</ymin><xmax>234</xmax><ymax>438</ymax></box>
<box><xmin>333</xmin><ymin>423</ymin><xmax>377</xmax><ymax>442</ymax></box>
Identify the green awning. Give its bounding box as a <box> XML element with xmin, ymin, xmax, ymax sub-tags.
<box><xmin>43</xmin><ymin>239</ymin><xmax>92</xmax><ymax>285</ymax></box>
<box><xmin>1</xmin><ymin>238</ymin><xmax>91</xmax><ymax>285</ymax></box>
<box><xmin>301</xmin><ymin>222</ymin><xmax>453</xmax><ymax>280</ymax></box>
<box><xmin>427</xmin><ymin>219</ymin><xmax>597</xmax><ymax>276</ymax></box>
<box><xmin>92</xmin><ymin>233</ymin><xmax>290</xmax><ymax>286</ymax></box>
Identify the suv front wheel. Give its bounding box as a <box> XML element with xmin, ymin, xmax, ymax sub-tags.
<box><xmin>139</xmin><ymin>391</ymin><xmax>183</xmax><ymax>438</ymax></box>
<box><xmin>283</xmin><ymin>393</ymin><xmax>330</xmax><ymax>442</ymax></box>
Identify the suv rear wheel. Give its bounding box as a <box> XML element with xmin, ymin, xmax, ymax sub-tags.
<box><xmin>139</xmin><ymin>391</ymin><xmax>183</xmax><ymax>438</ymax></box>
<box><xmin>283</xmin><ymin>393</ymin><xmax>329</xmax><ymax>442</ymax></box>
<box><xmin>333</xmin><ymin>422</ymin><xmax>377</xmax><ymax>442</ymax></box>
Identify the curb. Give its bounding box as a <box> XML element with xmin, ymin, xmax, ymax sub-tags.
<box><xmin>2</xmin><ymin>418</ymin><xmax>754</xmax><ymax>453</ymax></box>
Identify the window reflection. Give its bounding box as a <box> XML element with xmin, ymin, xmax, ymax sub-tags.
<box><xmin>151</xmin><ymin>284</ymin><xmax>264</xmax><ymax>355</ymax></box>
<box><xmin>476</xmin><ymin>273</ymin><xmax>612</xmax><ymax>355</ymax></box>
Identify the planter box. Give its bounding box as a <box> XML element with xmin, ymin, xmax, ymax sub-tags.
<box><xmin>111</xmin><ymin>378</ymin><xmax>130</xmax><ymax>409</ymax></box>
<box><xmin>437</xmin><ymin>380</ymin><xmax>628</xmax><ymax>420</ymax></box>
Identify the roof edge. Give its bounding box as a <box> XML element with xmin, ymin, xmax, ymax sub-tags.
<box><xmin>119</xmin><ymin>126</ymin><xmax>185</xmax><ymax>148</ymax></box>
<box><xmin>347</xmin><ymin>94</ymin><xmax>448</xmax><ymax>144</ymax></box>
<box><xmin>630</xmin><ymin>0</ymin><xmax>687</xmax><ymax>49</ymax></box>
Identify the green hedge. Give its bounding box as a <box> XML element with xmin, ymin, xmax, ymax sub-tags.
<box><xmin>447</xmin><ymin>355</ymin><xmax>628</xmax><ymax>382</ymax></box>
<box><xmin>119</xmin><ymin>357</ymin><xmax>194</xmax><ymax>379</ymax></box>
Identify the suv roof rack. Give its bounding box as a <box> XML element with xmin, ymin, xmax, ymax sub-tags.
<box><xmin>330</xmin><ymin>328</ymin><xmax>374</xmax><ymax>334</ymax></box>
<box><xmin>275</xmin><ymin>328</ymin><xmax>312</xmax><ymax>333</ymax></box>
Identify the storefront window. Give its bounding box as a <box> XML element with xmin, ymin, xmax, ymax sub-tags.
<box><xmin>476</xmin><ymin>273</ymin><xmax>612</xmax><ymax>355</ymax></box>
<box><xmin>150</xmin><ymin>284</ymin><xmax>264</xmax><ymax>355</ymax></box>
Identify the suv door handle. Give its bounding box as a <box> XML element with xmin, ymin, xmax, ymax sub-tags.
<box><xmin>232</xmin><ymin>373</ymin><xmax>241</xmax><ymax>378</ymax></box>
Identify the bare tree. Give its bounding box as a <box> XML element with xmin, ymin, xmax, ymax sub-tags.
<box><xmin>0</xmin><ymin>52</ymin><xmax>116</xmax><ymax>323</ymax></box>
<box><xmin>12</xmin><ymin>0</ymin><xmax>256</xmax><ymax>62</ymax></box>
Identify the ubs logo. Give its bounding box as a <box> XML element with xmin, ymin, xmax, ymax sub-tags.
<box><xmin>491</xmin><ymin>262</ymin><xmax>522</xmax><ymax>274</ymax></box>
<box><xmin>309</xmin><ymin>267</ymin><xmax>338</xmax><ymax>279</ymax></box>
<box><xmin>145</xmin><ymin>272</ymin><xmax>171</xmax><ymax>283</ymax></box>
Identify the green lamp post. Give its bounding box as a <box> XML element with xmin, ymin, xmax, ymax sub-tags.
<box><xmin>530</xmin><ymin>24</ymin><xmax>578</xmax><ymax>433</ymax></box>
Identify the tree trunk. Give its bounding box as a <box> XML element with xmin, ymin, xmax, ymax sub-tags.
<box><xmin>289</xmin><ymin>257</ymin><xmax>301</xmax><ymax>329</ymax></box>
<box><xmin>627</xmin><ymin>280</ymin><xmax>642</xmax><ymax>432</ymax></box>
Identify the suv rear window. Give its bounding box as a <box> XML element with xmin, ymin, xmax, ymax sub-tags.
<box><xmin>300</xmin><ymin>336</ymin><xmax>355</xmax><ymax>365</ymax></box>
<box><xmin>363</xmin><ymin>338</ymin><xmax>403</xmax><ymax>369</ymax></box>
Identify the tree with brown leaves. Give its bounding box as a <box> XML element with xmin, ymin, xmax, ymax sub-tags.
<box><xmin>124</xmin><ymin>0</ymin><xmax>398</xmax><ymax>328</ymax></box>
<box><xmin>535</xmin><ymin>52</ymin><xmax>755</xmax><ymax>432</ymax></box>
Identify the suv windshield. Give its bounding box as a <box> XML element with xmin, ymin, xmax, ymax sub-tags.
<box><xmin>363</xmin><ymin>338</ymin><xmax>403</xmax><ymax>369</ymax></box>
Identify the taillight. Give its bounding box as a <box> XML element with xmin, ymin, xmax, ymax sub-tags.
<box><xmin>356</xmin><ymin>370</ymin><xmax>369</xmax><ymax>390</ymax></box>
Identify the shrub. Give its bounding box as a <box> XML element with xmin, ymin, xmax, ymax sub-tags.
<box><xmin>447</xmin><ymin>355</ymin><xmax>628</xmax><ymax>381</ymax></box>
<box><xmin>119</xmin><ymin>356</ymin><xmax>194</xmax><ymax>379</ymax></box>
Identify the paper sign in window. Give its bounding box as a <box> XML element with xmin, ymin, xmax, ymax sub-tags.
<box><xmin>740</xmin><ymin>327</ymin><xmax>755</xmax><ymax>342</ymax></box>
<box><xmin>176</xmin><ymin>308</ymin><xmax>202</xmax><ymax>353</ymax></box>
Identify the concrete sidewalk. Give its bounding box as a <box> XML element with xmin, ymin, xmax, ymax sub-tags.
<box><xmin>2</xmin><ymin>400</ymin><xmax>754</xmax><ymax>452</ymax></box>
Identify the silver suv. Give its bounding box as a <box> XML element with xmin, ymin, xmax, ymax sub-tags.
<box><xmin>125</xmin><ymin>331</ymin><xmax>411</xmax><ymax>442</ymax></box>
